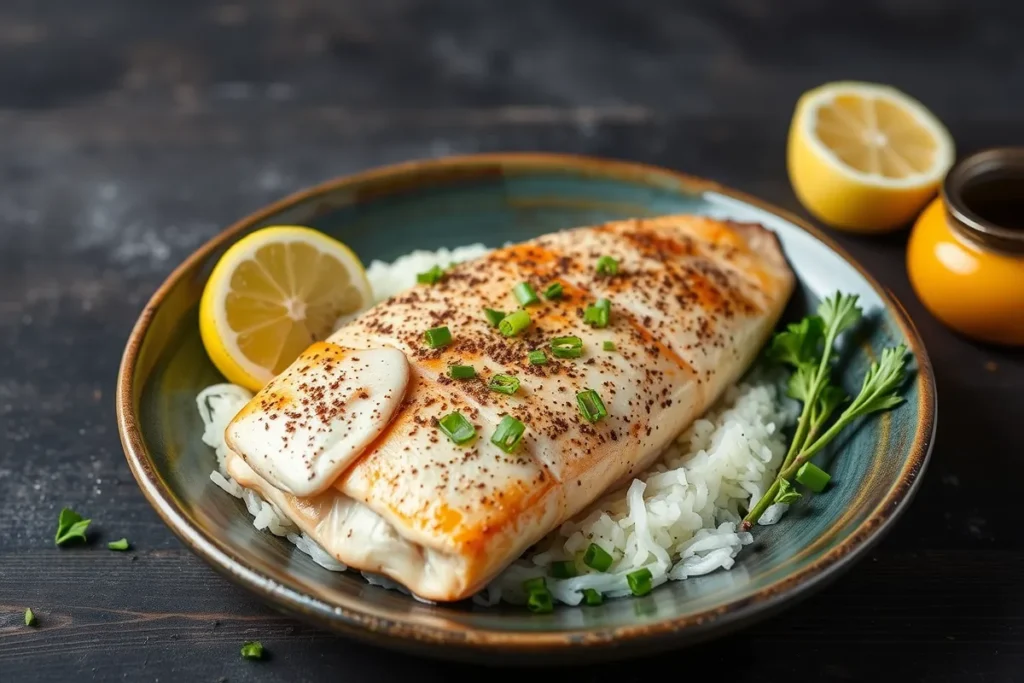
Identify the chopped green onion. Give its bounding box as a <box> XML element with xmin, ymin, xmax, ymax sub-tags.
<box><xmin>596</xmin><ymin>255</ymin><xmax>619</xmax><ymax>276</ymax></box>
<box><xmin>584</xmin><ymin>298</ymin><xmax>611</xmax><ymax>328</ymax></box>
<box><xmin>626</xmin><ymin>568</ymin><xmax>653</xmax><ymax>596</ymax></box>
<box><xmin>796</xmin><ymin>462</ymin><xmax>831</xmax><ymax>492</ymax></box>
<box><xmin>437</xmin><ymin>411</ymin><xmax>476</xmax><ymax>445</ymax></box>
<box><xmin>488</xmin><ymin>374</ymin><xmax>520</xmax><ymax>395</ymax></box>
<box><xmin>416</xmin><ymin>265</ymin><xmax>446</xmax><ymax>285</ymax></box>
<box><xmin>499</xmin><ymin>310</ymin><xmax>531</xmax><ymax>337</ymax></box>
<box><xmin>107</xmin><ymin>538</ymin><xmax>130</xmax><ymax>551</ymax></box>
<box><xmin>603</xmin><ymin>341</ymin><xmax>616</xmax><ymax>352</ymax></box>
<box><xmin>513</xmin><ymin>281</ymin><xmax>540</xmax><ymax>306</ymax></box>
<box><xmin>582</xmin><ymin>589</ymin><xmax>604</xmax><ymax>606</ymax></box>
<box><xmin>24</xmin><ymin>608</ymin><xmax>36</xmax><ymax>627</ymax></box>
<box><xmin>550</xmin><ymin>560</ymin><xmax>577</xmax><ymax>579</ymax></box>
<box><xmin>526</xmin><ymin>588</ymin><xmax>554</xmax><ymax>614</ymax></box>
<box><xmin>576</xmin><ymin>389</ymin><xmax>608</xmax><ymax>423</ymax></box>
<box><xmin>528</xmin><ymin>350</ymin><xmax>548</xmax><ymax>365</ymax></box>
<box><xmin>55</xmin><ymin>507</ymin><xmax>90</xmax><ymax>546</ymax></box>
<box><xmin>240</xmin><ymin>641</ymin><xmax>264</xmax><ymax>660</ymax></box>
<box><xmin>583</xmin><ymin>543</ymin><xmax>613</xmax><ymax>572</ymax></box>
<box><xmin>484</xmin><ymin>308</ymin><xmax>506</xmax><ymax>327</ymax></box>
<box><xmin>448</xmin><ymin>364</ymin><xmax>476</xmax><ymax>380</ymax></box>
<box><xmin>583</xmin><ymin>306</ymin><xmax>606</xmax><ymax>327</ymax></box>
<box><xmin>522</xmin><ymin>577</ymin><xmax>546</xmax><ymax>593</ymax></box>
<box><xmin>423</xmin><ymin>325</ymin><xmax>452</xmax><ymax>348</ymax></box>
<box><xmin>491</xmin><ymin>415</ymin><xmax>526</xmax><ymax>453</ymax></box>
<box><xmin>543</xmin><ymin>282</ymin><xmax>563</xmax><ymax>299</ymax></box>
<box><xmin>550</xmin><ymin>335</ymin><xmax>583</xmax><ymax>359</ymax></box>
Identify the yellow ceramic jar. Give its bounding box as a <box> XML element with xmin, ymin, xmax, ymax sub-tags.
<box><xmin>907</xmin><ymin>148</ymin><xmax>1024</xmax><ymax>346</ymax></box>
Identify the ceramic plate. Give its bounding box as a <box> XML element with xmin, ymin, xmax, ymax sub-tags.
<box><xmin>116</xmin><ymin>153</ymin><xmax>935</xmax><ymax>664</ymax></box>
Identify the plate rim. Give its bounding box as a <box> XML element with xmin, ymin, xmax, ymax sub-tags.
<box><xmin>115</xmin><ymin>152</ymin><xmax>936</xmax><ymax>656</ymax></box>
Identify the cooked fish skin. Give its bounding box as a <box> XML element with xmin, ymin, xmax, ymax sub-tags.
<box><xmin>224</xmin><ymin>215</ymin><xmax>795</xmax><ymax>601</ymax></box>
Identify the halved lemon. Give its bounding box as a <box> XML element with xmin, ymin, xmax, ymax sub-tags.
<box><xmin>787</xmin><ymin>81</ymin><xmax>955</xmax><ymax>233</ymax></box>
<box><xmin>199</xmin><ymin>226</ymin><xmax>373</xmax><ymax>391</ymax></box>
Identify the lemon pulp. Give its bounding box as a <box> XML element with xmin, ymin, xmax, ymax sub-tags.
<box><xmin>199</xmin><ymin>226</ymin><xmax>372</xmax><ymax>391</ymax></box>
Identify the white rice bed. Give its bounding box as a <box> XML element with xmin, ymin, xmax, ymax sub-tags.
<box><xmin>196</xmin><ymin>243</ymin><xmax>798</xmax><ymax>607</ymax></box>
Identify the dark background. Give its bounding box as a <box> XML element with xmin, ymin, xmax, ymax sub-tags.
<box><xmin>2</xmin><ymin>1</ymin><xmax>1023</xmax><ymax>681</ymax></box>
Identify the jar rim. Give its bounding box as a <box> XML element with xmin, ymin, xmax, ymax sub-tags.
<box><xmin>942</xmin><ymin>147</ymin><xmax>1024</xmax><ymax>254</ymax></box>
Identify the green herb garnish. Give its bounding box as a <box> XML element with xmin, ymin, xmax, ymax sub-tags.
<box><xmin>773</xmin><ymin>478</ymin><xmax>802</xmax><ymax>505</ymax></box>
<box><xmin>240</xmin><ymin>641</ymin><xmax>264</xmax><ymax>659</ymax></box>
<box><xmin>448</xmin><ymin>364</ymin><xmax>476</xmax><ymax>380</ymax></box>
<box><xmin>491</xmin><ymin>415</ymin><xmax>526</xmax><ymax>453</ymax></box>
<box><xmin>550</xmin><ymin>560</ymin><xmax>577</xmax><ymax>579</ymax></box>
<box><xmin>626</xmin><ymin>568</ymin><xmax>653</xmax><ymax>596</ymax></box>
<box><xmin>522</xmin><ymin>577</ymin><xmax>546</xmax><ymax>593</ymax></box>
<box><xmin>55</xmin><ymin>507</ymin><xmax>91</xmax><ymax>546</ymax></box>
<box><xmin>543</xmin><ymin>282</ymin><xmax>563</xmax><ymax>300</ymax></box>
<box><xmin>484</xmin><ymin>308</ymin><xmax>506</xmax><ymax>327</ymax></box>
<box><xmin>576</xmin><ymin>389</ymin><xmax>608</xmax><ymax>423</ymax></box>
<box><xmin>528</xmin><ymin>350</ymin><xmax>548</xmax><ymax>365</ymax></box>
<box><xmin>583</xmin><ymin>543</ymin><xmax>613</xmax><ymax>572</ymax></box>
<box><xmin>550</xmin><ymin>335</ymin><xmax>583</xmax><ymax>359</ymax></box>
<box><xmin>488</xmin><ymin>374</ymin><xmax>520</xmax><ymax>395</ymax></box>
<box><xmin>526</xmin><ymin>587</ymin><xmax>554</xmax><ymax>614</ymax></box>
<box><xmin>742</xmin><ymin>292</ymin><xmax>910</xmax><ymax>529</ymax></box>
<box><xmin>437</xmin><ymin>411</ymin><xmax>476</xmax><ymax>445</ymax></box>
<box><xmin>596</xmin><ymin>255</ymin><xmax>619</xmax><ymax>276</ymax></box>
<box><xmin>416</xmin><ymin>265</ymin><xmax>446</xmax><ymax>285</ymax></box>
<box><xmin>107</xmin><ymin>538</ymin><xmax>130</xmax><ymax>551</ymax></box>
<box><xmin>423</xmin><ymin>325</ymin><xmax>452</xmax><ymax>349</ymax></box>
<box><xmin>796</xmin><ymin>462</ymin><xmax>831</xmax><ymax>492</ymax></box>
<box><xmin>584</xmin><ymin>298</ymin><xmax>611</xmax><ymax>328</ymax></box>
<box><xmin>499</xmin><ymin>310</ymin><xmax>531</xmax><ymax>337</ymax></box>
<box><xmin>24</xmin><ymin>608</ymin><xmax>36</xmax><ymax>627</ymax></box>
<box><xmin>513</xmin><ymin>282</ymin><xmax>540</xmax><ymax>306</ymax></box>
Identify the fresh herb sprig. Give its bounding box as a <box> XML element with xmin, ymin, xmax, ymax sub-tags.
<box><xmin>741</xmin><ymin>292</ymin><xmax>910</xmax><ymax>530</ymax></box>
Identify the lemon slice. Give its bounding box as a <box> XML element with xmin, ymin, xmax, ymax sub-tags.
<box><xmin>787</xmin><ymin>81</ymin><xmax>955</xmax><ymax>233</ymax></box>
<box><xmin>199</xmin><ymin>226</ymin><xmax>373</xmax><ymax>391</ymax></box>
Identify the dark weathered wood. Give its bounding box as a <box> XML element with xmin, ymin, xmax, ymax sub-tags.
<box><xmin>2</xmin><ymin>0</ymin><xmax>1024</xmax><ymax>680</ymax></box>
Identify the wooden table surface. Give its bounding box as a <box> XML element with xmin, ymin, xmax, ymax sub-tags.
<box><xmin>2</xmin><ymin>1</ymin><xmax>1023</xmax><ymax>681</ymax></box>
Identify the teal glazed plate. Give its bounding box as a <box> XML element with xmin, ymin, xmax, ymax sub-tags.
<box><xmin>116</xmin><ymin>153</ymin><xmax>935</xmax><ymax>664</ymax></box>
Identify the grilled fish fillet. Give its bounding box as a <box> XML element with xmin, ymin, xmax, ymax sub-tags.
<box><xmin>224</xmin><ymin>215</ymin><xmax>795</xmax><ymax>602</ymax></box>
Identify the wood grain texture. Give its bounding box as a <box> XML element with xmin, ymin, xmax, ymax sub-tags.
<box><xmin>2</xmin><ymin>0</ymin><xmax>1023</xmax><ymax>681</ymax></box>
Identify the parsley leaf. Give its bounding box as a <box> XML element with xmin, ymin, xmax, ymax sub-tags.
<box><xmin>786</xmin><ymin>364</ymin><xmax>818</xmax><ymax>403</ymax></box>
<box><xmin>55</xmin><ymin>508</ymin><xmax>91</xmax><ymax>546</ymax></box>
<box><xmin>773</xmin><ymin>478</ymin><xmax>802</xmax><ymax>505</ymax></box>
<box><xmin>767</xmin><ymin>316</ymin><xmax>824</xmax><ymax>368</ymax></box>
<box><xmin>846</xmin><ymin>344</ymin><xmax>909</xmax><ymax>416</ymax></box>
<box><xmin>813</xmin><ymin>385</ymin><xmax>848</xmax><ymax>425</ymax></box>
<box><xmin>818</xmin><ymin>291</ymin><xmax>862</xmax><ymax>337</ymax></box>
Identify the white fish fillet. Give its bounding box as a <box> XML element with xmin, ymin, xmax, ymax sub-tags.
<box><xmin>224</xmin><ymin>215</ymin><xmax>796</xmax><ymax>602</ymax></box>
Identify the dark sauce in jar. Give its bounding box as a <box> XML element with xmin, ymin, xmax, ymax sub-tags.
<box><xmin>960</xmin><ymin>171</ymin><xmax>1024</xmax><ymax>232</ymax></box>
<box><xmin>944</xmin><ymin>147</ymin><xmax>1024</xmax><ymax>254</ymax></box>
